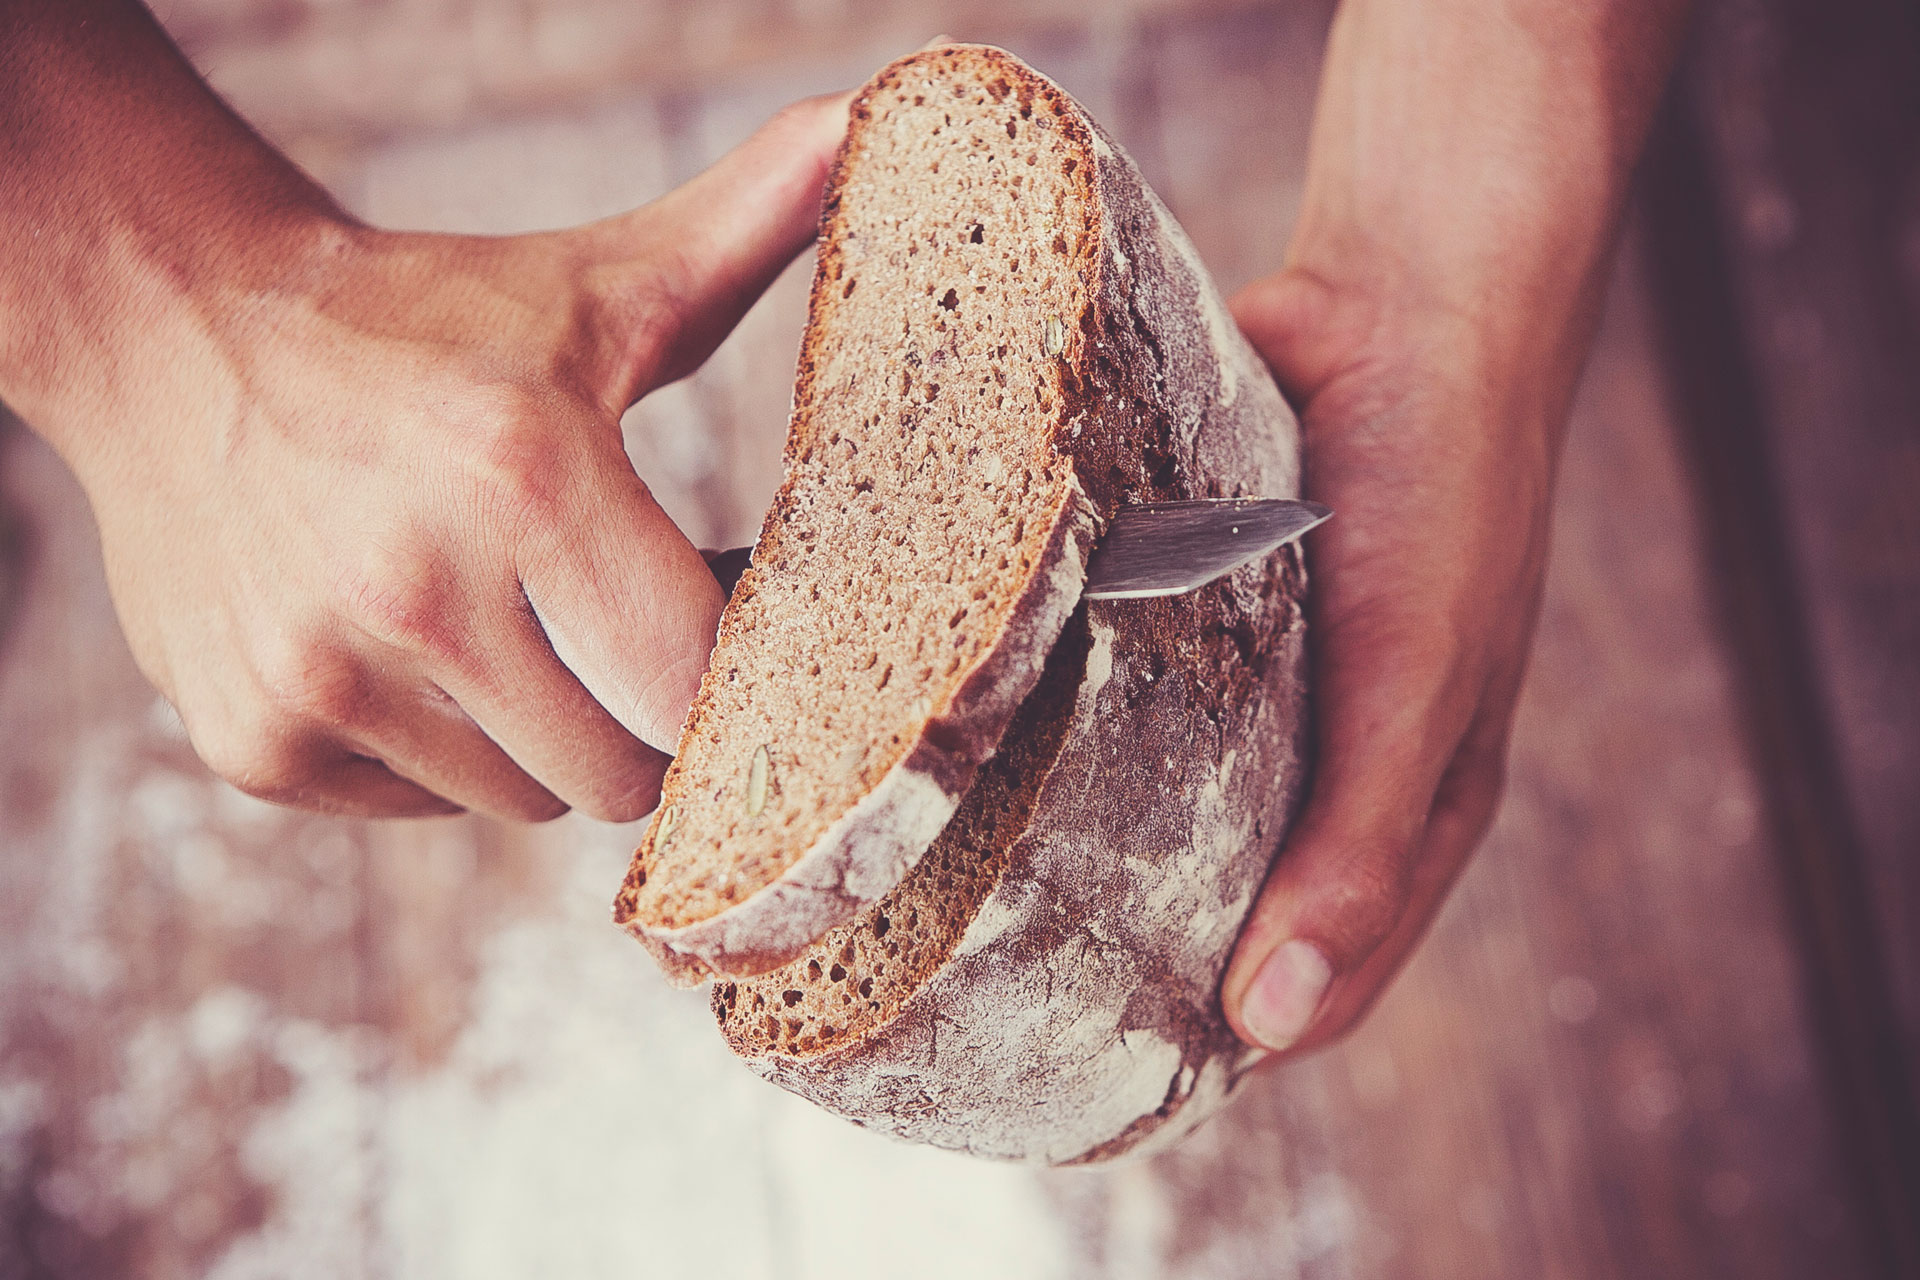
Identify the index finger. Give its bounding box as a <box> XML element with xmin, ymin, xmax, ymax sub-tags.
<box><xmin>517</xmin><ymin>444</ymin><xmax>724</xmax><ymax>758</ymax></box>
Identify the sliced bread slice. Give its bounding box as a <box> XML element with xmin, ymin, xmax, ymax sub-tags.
<box><xmin>613</xmin><ymin>44</ymin><xmax>1121</xmax><ymax>978</ymax></box>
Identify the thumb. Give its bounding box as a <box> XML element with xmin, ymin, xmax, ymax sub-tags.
<box><xmin>1221</xmin><ymin>694</ymin><xmax>1510</xmax><ymax>1055</ymax></box>
<box><xmin>1220</xmin><ymin>578</ymin><xmax>1485</xmax><ymax>1052</ymax></box>
<box><xmin>1222</xmin><ymin>815</ymin><xmax>1421</xmax><ymax>1057</ymax></box>
<box><xmin>603</xmin><ymin>90</ymin><xmax>855</xmax><ymax>402</ymax></box>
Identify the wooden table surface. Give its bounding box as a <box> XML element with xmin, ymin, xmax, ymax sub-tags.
<box><xmin>2</xmin><ymin>2</ymin><xmax>1913</xmax><ymax>1277</ymax></box>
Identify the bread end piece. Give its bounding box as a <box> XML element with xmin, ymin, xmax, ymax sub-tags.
<box><xmin>621</xmin><ymin>488</ymin><xmax>1095</xmax><ymax>979</ymax></box>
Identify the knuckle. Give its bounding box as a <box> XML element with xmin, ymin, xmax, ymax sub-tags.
<box><xmin>1320</xmin><ymin>838</ymin><xmax>1417</xmax><ymax>949</ymax></box>
<box><xmin>343</xmin><ymin>546</ymin><xmax>463</xmax><ymax>666</ymax></box>
<box><xmin>192</xmin><ymin>713</ymin><xmax>313</xmax><ymax>806</ymax></box>
<box><xmin>255</xmin><ymin>633</ymin><xmax>376</xmax><ymax>734</ymax></box>
<box><xmin>458</xmin><ymin>386</ymin><xmax>571</xmax><ymax>529</ymax></box>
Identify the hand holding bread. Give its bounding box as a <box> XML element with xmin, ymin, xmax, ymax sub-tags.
<box><xmin>1219</xmin><ymin>0</ymin><xmax>1689</xmax><ymax>1055</ymax></box>
<box><xmin>0</xmin><ymin>0</ymin><xmax>852</xmax><ymax>821</ymax></box>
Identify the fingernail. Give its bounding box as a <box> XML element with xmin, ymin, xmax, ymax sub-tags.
<box><xmin>1243</xmin><ymin>940</ymin><xmax>1333</xmax><ymax>1051</ymax></box>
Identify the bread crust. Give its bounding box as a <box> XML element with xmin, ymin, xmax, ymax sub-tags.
<box><xmin>713</xmin><ymin>47</ymin><xmax>1310</xmax><ymax>1164</ymax></box>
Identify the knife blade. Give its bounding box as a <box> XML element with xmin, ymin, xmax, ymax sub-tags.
<box><xmin>1080</xmin><ymin>497</ymin><xmax>1331</xmax><ymax>599</ymax></box>
<box><xmin>702</xmin><ymin>497</ymin><xmax>1330</xmax><ymax>601</ymax></box>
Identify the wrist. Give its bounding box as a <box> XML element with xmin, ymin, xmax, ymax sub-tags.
<box><xmin>5</xmin><ymin>203</ymin><xmax>367</xmax><ymax>481</ymax></box>
<box><xmin>1245</xmin><ymin>253</ymin><xmax>1584</xmax><ymax>430</ymax></box>
<box><xmin>1269</xmin><ymin>192</ymin><xmax>1617</xmax><ymax>465</ymax></box>
<box><xmin>0</xmin><ymin>0</ymin><xmax>366</xmax><ymax>472</ymax></box>
<box><xmin>1276</xmin><ymin>0</ymin><xmax>1689</xmax><ymax>410</ymax></box>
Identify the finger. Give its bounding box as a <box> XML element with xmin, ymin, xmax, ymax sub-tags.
<box><xmin>610</xmin><ymin>89</ymin><xmax>856</xmax><ymax>396</ymax></box>
<box><xmin>173</xmin><ymin>658</ymin><xmax>467</xmax><ymax>819</ymax></box>
<box><xmin>195</xmin><ymin>720</ymin><xmax>465</xmax><ymax>820</ymax></box>
<box><xmin>304</xmin><ymin>754</ymin><xmax>469</xmax><ymax>820</ymax></box>
<box><xmin>1314</xmin><ymin>725</ymin><xmax>1511</xmax><ymax>1039</ymax></box>
<box><xmin>206</xmin><ymin>627</ymin><xmax>570</xmax><ymax>822</ymax></box>
<box><xmin>337</xmin><ymin>677</ymin><xmax>570</xmax><ymax>823</ymax></box>
<box><xmin>517</xmin><ymin>440</ymin><xmax>723</xmax><ymax>757</ymax></box>
<box><xmin>1222</xmin><ymin>662</ymin><xmax>1514</xmax><ymax>1057</ymax></box>
<box><xmin>433</xmin><ymin>594</ymin><xmax>673</xmax><ymax>822</ymax></box>
<box><xmin>1300</xmin><ymin>565</ymin><xmax>1542</xmax><ymax>1044</ymax></box>
<box><xmin>1229</xmin><ymin>268</ymin><xmax>1384</xmax><ymax>403</ymax></box>
<box><xmin>1219</xmin><ymin>595</ymin><xmax>1486</xmax><ymax>1053</ymax></box>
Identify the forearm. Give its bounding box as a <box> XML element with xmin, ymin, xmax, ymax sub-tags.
<box><xmin>1289</xmin><ymin>0</ymin><xmax>1691</xmax><ymax>396</ymax></box>
<box><xmin>0</xmin><ymin>0</ymin><xmax>351</xmax><ymax>464</ymax></box>
<box><xmin>1223</xmin><ymin>1</ymin><xmax>1694</xmax><ymax>1053</ymax></box>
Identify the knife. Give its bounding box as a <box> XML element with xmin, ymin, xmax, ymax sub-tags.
<box><xmin>704</xmin><ymin>497</ymin><xmax>1330</xmax><ymax>601</ymax></box>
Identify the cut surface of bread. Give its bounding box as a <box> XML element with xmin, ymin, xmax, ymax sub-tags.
<box><xmin>613</xmin><ymin>47</ymin><xmax>1109</xmax><ymax>976</ymax></box>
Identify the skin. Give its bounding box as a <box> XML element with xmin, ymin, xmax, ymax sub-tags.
<box><xmin>0</xmin><ymin>1</ymin><xmax>1690</xmax><ymax>1052</ymax></box>
<box><xmin>0</xmin><ymin>0</ymin><xmax>850</xmax><ymax>821</ymax></box>
<box><xmin>1220</xmin><ymin>0</ymin><xmax>1693</xmax><ymax>1052</ymax></box>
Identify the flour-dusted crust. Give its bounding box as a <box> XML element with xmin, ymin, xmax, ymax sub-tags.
<box><xmin>716</xmin><ymin>47</ymin><xmax>1310</xmax><ymax>1164</ymax></box>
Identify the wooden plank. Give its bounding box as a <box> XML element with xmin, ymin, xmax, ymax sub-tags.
<box><xmin>1686</xmin><ymin>0</ymin><xmax>1920</xmax><ymax>1096</ymax></box>
<box><xmin>1636</xmin><ymin>0</ymin><xmax>1920</xmax><ymax>1271</ymax></box>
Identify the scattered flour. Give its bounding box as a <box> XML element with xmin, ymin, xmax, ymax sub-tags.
<box><xmin>207</xmin><ymin>821</ymin><xmax>1075</xmax><ymax>1280</ymax></box>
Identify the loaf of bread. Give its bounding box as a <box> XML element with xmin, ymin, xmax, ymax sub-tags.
<box><xmin>614</xmin><ymin>45</ymin><xmax>1308</xmax><ymax>1164</ymax></box>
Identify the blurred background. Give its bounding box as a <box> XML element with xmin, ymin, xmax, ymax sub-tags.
<box><xmin>2</xmin><ymin>0</ymin><xmax>1917</xmax><ymax>1277</ymax></box>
